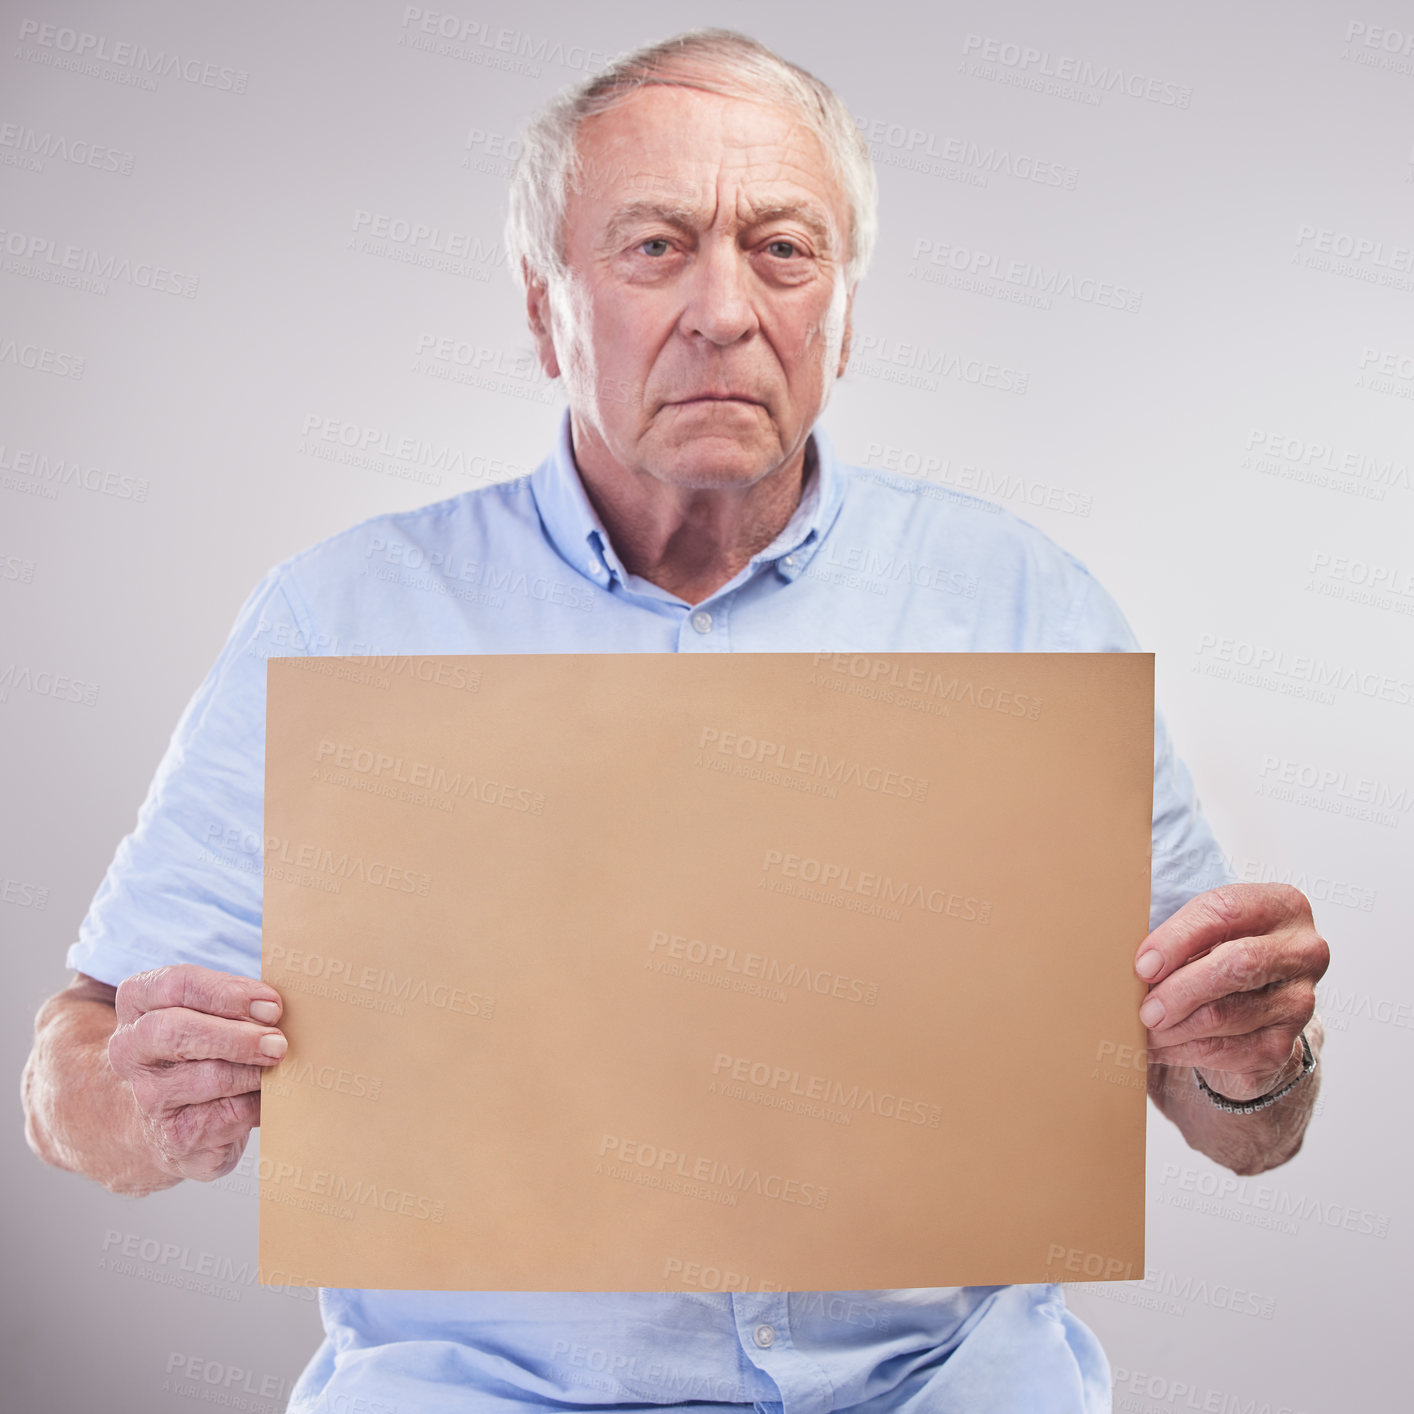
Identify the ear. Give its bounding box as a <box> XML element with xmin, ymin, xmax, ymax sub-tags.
<box><xmin>835</xmin><ymin>286</ymin><xmax>855</xmax><ymax>379</ymax></box>
<box><xmin>524</xmin><ymin>261</ymin><xmax>562</xmax><ymax>380</ymax></box>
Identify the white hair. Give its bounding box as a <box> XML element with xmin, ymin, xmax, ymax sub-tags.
<box><xmin>504</xmin><ymin>28</ymin><xmax>878</xmax><ymax>295</ymax></box>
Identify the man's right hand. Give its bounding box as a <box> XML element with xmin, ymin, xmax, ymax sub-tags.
<box><xmin>107</xmin><ymin>963</ymin><xmax>286</xmax><ymax>1183</ymax></box>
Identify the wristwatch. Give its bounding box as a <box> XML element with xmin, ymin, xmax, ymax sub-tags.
<box><xmin>1193</xmin><ymin>1031</ymin><xmax>1315</xmax><ymax>1114</ymax></box>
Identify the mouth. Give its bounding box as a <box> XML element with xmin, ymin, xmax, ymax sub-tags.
<box><xmin>667</xmin><ymin>394</ymin><xmax>762</xmax><ymax>407</ymax></box>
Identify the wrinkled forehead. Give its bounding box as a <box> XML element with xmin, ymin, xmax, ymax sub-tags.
<box><xmin>566</xmin><ymin>85</ymin><xmax>849</xmax><ymax>248</ymax></box>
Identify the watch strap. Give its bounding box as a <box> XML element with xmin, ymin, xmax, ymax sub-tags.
<box><xmin>1193</xmin><ymin>1031</ymin><xmax>1315</xmax><ymax>1114</ymax></box>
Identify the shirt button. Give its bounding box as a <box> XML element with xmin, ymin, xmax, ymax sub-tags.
<box><xmin>782</xmin><ymin>555</ymin><xmax>796</xmax><ymax>567</ymax></box>
<box><xmin>752</xmin><ymin>1323</ymin><xmax>776</xmax><ymax>1349</ymax></box>
<box><xmin>691</xmin><ymin>611</ymin><xmax>713</xmax><ymax>634</ymax></box>
<box><xmin>587</xmin><ymin>559</ymin><xmax>602</xmax><ymax>575</ymax></box>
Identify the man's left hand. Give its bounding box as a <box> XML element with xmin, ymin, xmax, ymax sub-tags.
<box><xmin>1133</xmin><ymin>883</ymin><xmax>1330</xmax><ymax>1102</ymax></box>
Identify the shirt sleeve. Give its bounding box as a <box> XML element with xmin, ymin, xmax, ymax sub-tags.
<box><xmin>66</xmin><ymin>568</ymin><xmax>312</xmax><ymax>987</ymax></box>
<box><xmin>1059</xmin><ymin>560</ymin><xmax>1237</xmax><ymax>932</ymax></box>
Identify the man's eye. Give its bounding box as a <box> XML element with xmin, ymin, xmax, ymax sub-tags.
<box><xmin>766</xmin><ymin>240</ymin><xmax>799</xmax><ymax>258</ymax></box>
<box><xmin>640</xmin><ymin>238</ymin><xmax>671</xmax><ymax>257</ymax></box>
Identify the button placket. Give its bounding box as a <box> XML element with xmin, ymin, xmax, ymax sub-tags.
<box><xmin>676</xmin><ymin>595</ymin><xmax>732</xmax><ymax>651</ymax></box>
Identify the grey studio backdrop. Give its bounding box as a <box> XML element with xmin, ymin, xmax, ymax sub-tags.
<box><xmin>3</xmin><ymin>0</ymin><xmax>1409</xmax><ymax>1409</ymax></box>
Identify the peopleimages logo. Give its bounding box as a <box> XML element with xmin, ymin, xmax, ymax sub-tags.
<box><xmin>0</xmin><ymin>443</ymin><xmax>149</xmax><ymax>500</ymax></box>
<box><xmin>261</xmin><ymin>834</ymin><xmax>432</xmax><ymax>898</ymax></box>
<box><xmin>0</xmin><ymin>121</ymin><xmax>136</xmax><ymax>175</ymax></box>
<box><xmin>351</xmin><ymin>210</ymin><xmax>501</xmax><ymax>263</ymax></box>
<box><xmin>314</xmin><ymin>738</ymin><xmax>545</xmax><ymax>815</ymax></box>
<box><xmin>852</xmin><ymin>115</ymin><xmax>1079</xmax><ymax>190</ymax></box>
<box><xmin>910</xmin><ymin>237</ymin><xmax>1142</xmax><ymax>311</ymax></box>
<box><xmin>864</xmin><ymin>443</ymin><xmax>1096</xmax><ymax>517</ymax></box>
<box><xmin>1194</xmin><ymin>634</ymin><xmax>1414</xmax><ymax>707</ymax></box>
<box><xmin>1342</xmin><ymin>19</ymin><xmax>1414</xmax><ymax>76</ymax></box>
<box><xmin>810</xmin><ymin>652</ymin><xmax>1043</xmax><ymax>719</ymax></box>
<box><xmin>301</xmin><ymin>414</ymin><xmax>524</xmax><ymax>484</ymax></box>
<box><xmin>646</xmin><ymin>929</ymin><xmax>880</xmax><ymax>1006</ymax></box>
<box><xmin>0</xmin><ymin>226</ymin><xmax>199</xmax><ymax>295</ymax></box>
<box><xmin>14</xmin><ymin>18</ymin><xmax>250</xmax><ymax>93</ymax></box>
<box><xmin>397</xmin><ymin>7</ymin><xmax>620</xmax><ymax>76</ymax></box>
<box><xmin>696</xmin><ymin>726</ymin><xmax>928</xmax><ymax>801</ymax></box>
<box><xmin>710</xmin><ymin>1053</ymin><xmax>942</xmax><ymax>1128</ymax></box>
<box><xmin>1242</xmin><ymin>427</ymin><xmax>1410</xmax><ymax>500</ymax></box>
<box><xmin>261</xmin><ymin>1159</ymin><xmax>445</xmax><ymax>1222</ymax></box>
<box><xmin>760</xmin><ymin>849</ymin><xmax>992</xmax><ymax>924</ymax></box>
<box><xmin>268</xmin><ymin>942</ymin><xmax>495</xmax><ymax>1020</ymax></box>
<box><xmin>0</xmin><ymin>662</ymin><xmax>99</xmax><ymax>706</ymax></box>
<box><xmin>1258</xmin><ymin>755</ymin><xmax>1412</xmax><ymax>812</ymax></box>
<box><xmin>597</xmin><ymin>1135</ymin><xmax>828</xmax><ymax>1209</ymax></box>
<box><xmin>0</xmin><ymin>338</ymin><xmax>84</xmax><ymax>378</ymax></box>
<box><xmin>848</xmin><ymin>333</ymin><xmax>1030</xmax><ymax>395</ymax></box>
<box><xmin>1158</xmin><ymin>1163</ymin><xmax>1391</xmax><ymax>1239</ymax></box>
<box><xmin>959</xmin><ymin>32</ymin><xmax>1193</xmax><ymax>107</ymax></box>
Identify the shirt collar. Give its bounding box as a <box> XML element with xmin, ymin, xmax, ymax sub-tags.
<box><xmin>528</xmin><ymin>409</ymin><xmax>845</xmax><ymax>593</ymax></box>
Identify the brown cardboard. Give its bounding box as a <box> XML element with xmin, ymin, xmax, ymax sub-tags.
<box><xmin>259</xmin><ymin>652</ymin><xmax>1153</xmax><ymax>1291</ymax></box>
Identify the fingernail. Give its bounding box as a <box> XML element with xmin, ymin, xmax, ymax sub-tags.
<box><xmin>1135</xmin><ymin>951</ymin><xmax>1163</xmax><ymax>980</ymax></box>
<box><xmin>250</xmin><ymin>1000</ymin><xmax>280</xmax><ymax>1023</ymax></box>
<box><xmin>259</xmin><ymin>1033</ymin><xmax>287</xmax><ymax>1059</ymax></box>
<box><xmin>1139</xmin><ymin>997</ymin><xmax>1166</xmax><ymax>1027</ymax></box>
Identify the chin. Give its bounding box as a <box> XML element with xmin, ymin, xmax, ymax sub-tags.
<box><xmin>650</xmin><ymin>439</ymin><xmax>781</xmax><ymax>488</ymax></box>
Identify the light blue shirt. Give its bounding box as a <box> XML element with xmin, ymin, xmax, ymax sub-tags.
<box><xmin>70</xmin><ymin>413</ymin><xmax>1232</xmax><ymax>1414</ymax></box>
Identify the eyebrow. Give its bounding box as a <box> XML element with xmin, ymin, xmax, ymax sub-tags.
<box><xmin>743</xmin><ymin>201</ymin><xmax>837</xmax><ymax>252</ymax></box>
<box><xmin>599</xmin><ymin>200</ymin><xmax>701</xmax><ymax>249</ymax></box>
<box><xmin>597</xmin><ymin>197</ymin><xmax>839</xmax><ymax>253</ymax></box>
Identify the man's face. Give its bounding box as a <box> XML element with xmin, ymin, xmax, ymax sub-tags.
<box><xmin>528</xmin><ymin>84</ymin><xmax>855</xmax><ymax>489</ymax></box>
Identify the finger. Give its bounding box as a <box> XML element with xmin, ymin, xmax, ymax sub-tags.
<box><xmin>1134</xmin><ymin>883</ymin><xmax>1307</xmax><ymax>986</ymax></box>
<box><xmin>129</xmin><ymin>1057</ymin><xmax>268</xmax><ymax>1114</ymax></box>
<box><xmin>151</xmin><ymin>1092</ymin><xmax>261</xmax><ymax>1177</ymax></box>
<box><xmin>175</xmin><ymin>1145</ymin><xmax>245</xmax><ymax>1183</ymax></box>
<box><xmin>166</xmin><ymin>1091</ymin><xmax>261</xmax><ymax>1154</ymax></box>
<box><xmin>1137</xmin><ymin>934</ymin><xmax>1279</xmax><ymax>1034</ymax></box>
<box><xmin>115</xmin><ymin>963</ymin><xmax>283</xmax><ymax>1027</ymax></box>
<box><xmin>113</xmin><ymin>1006</ymin><xmax>286</xmax><ymax>1071</ymax></box>
<box><xmin>1145</xmin><ymin>1024</ymin><xmax>1300</xmax><ymax>1074</ymax></box>
<box><xmin>1142</xmin><ymin>967</ymin><xmax>1315</xmax><ymax>1044</ymax></box>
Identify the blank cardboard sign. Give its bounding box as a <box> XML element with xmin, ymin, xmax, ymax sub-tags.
<box><xmin>260</xmin><ymin>652</ymin><xmax>1152</xmax><ymax>1292</ymax></box>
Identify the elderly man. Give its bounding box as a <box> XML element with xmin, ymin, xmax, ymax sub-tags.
<box><xmin>23</xmin><ymin>28</ymin><xmax>1327</xmax><ymax>1414</ymax></box>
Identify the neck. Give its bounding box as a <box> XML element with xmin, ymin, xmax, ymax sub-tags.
<box><xmin>569</xmin><ymin>422</ymin><xmax>815</xmax><ymax>607</ymax></box>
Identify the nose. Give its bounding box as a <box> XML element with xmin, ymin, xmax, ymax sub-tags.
<box><xmin>678</xmin><ymin>238</ymin><xmax>758</xmax><ymax>347</ymax></box>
